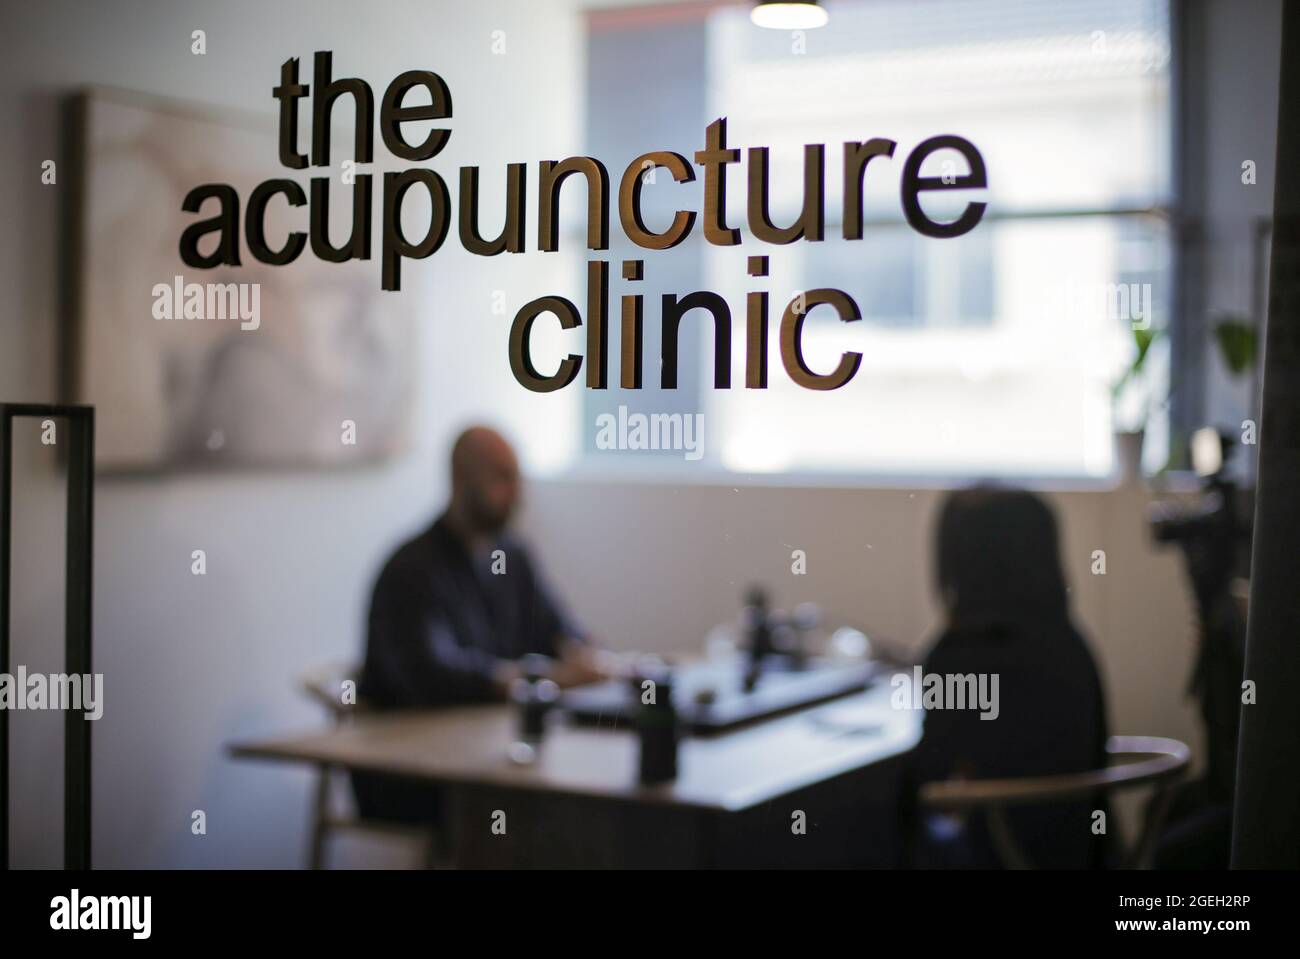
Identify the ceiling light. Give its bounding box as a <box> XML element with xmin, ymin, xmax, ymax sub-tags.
<box><xmin>751</xmin><ymin>1</ymin><xmax>829</xmax><ymax>30</ymax></box>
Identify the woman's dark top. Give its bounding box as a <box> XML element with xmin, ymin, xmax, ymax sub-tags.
<box><xmin>906</xmin><ymin>619</ymin><xmax>1110</xmax><ymax>868</ymax></box>
<box><xmin>905</xmin><ymin>488</ymin><xmax>1110</xmax><ymax>869</ymax></box>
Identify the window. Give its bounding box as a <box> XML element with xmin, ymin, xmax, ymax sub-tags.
<box><xmin>580</xmin><ymin>0</ymin><xmax>1172</xmax><ymax>481</ymax></box>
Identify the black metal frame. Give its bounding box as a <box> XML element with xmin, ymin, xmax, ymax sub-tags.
<box><xmin>0</xmin><ymin>403</ymin><xmax>94</xmax><ymax>870</ymax></box>
<box><xmin>1232</xmin><ymin>1</ymin><xmax>1300</xmax><ymax>868</ymax></box>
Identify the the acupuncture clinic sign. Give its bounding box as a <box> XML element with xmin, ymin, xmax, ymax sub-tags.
<box><xmin>178</xmin><ymin>52</ymin><xmax>988</xmax><ymax>393</ymax></box>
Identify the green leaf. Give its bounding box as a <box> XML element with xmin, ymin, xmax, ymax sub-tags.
<box><xmin>1130</xmin><ymin>326</ymin><xmax>1157</xmax><ymax>374</ymax></box>
<box><xmin>1214</xmin><ymin>318</ymin><xmax>1257</xmax><ymax>376</ymax></box>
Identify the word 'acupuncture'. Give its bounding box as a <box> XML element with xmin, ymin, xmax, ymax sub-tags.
<box><xmin>178</xmin><ymin>52</ymin><xmax>989</xmax><ymax>392</ymax></box>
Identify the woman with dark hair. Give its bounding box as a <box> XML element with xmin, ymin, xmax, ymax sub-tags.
<box><xmin>905</xmin><ymin>487</ymin><xmax>1110</xmax><ymax>868</ymax></box>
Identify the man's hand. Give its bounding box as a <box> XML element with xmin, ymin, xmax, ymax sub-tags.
<box><xmin>490</xmin><ymin>659</ymin><xmax>525</xmax><ymax>698</ymax></box>
<box><xmin>549</xmin><ymin>643</ymin><xmax>618</xmax><ymax>689</ymax></box>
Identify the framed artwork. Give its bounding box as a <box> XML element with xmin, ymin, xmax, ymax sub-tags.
<box><xmin>62</xmin><ymin>87</ymin><xmax>415</xmax><ymax>471</ymax></box>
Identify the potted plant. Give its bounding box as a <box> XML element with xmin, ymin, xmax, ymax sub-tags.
<box><xmin>1213</xmin><ymin>314</ymin><xmax>1258</xmax><ymax>378</ymax></box>
<box><xmin>1110</xmin><ymin>323</ymin><xmax>1162</xmax><ymax>485</ymax></box>
<box><xmin>1212</xmin><ymin>312</ymin><xmax>1261</xmax><ymax>458</ymax></box>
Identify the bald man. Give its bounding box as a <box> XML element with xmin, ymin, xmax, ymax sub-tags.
<box><xmin>354</xmin><ymin>426</ymin><xmax>606</xmax><ymax>823</ymax></box>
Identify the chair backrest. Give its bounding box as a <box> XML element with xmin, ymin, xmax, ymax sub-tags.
<box><xmin>301</xmin><ymin>662</ymin><xmax>366</xmax><ymax>723</ymax></box>
<box><xmin>918</xmin><ymin>736</ymin><xmax>1191</xmax><ymax>868</ymax></box>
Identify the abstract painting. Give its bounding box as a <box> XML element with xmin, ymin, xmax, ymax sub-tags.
<box><xmin>63</xmin><ymin>87</ymin><xmax>415</xmax><ymax>471</ymax></box>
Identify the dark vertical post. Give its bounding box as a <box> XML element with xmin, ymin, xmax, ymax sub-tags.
<box><xmin>1169</xmin><ymin>0</ymin><xmax>1209</xmax><ymax>460</ymax></box>
<box><xmin>64</xmin><ymin>408</ymin><xmax>93</xmax><ymax>870</ymax></box>
<box><xmin>0</xmin><ymin>409</ymin><xmax>12</xmax><ymax>869</ymax></box>
<box><xmin>0</xmin><ymin>403</ymin><xmax>94</xmax><ymax>870</ymax></box>
<box><xmin>1231</xmin><ymin>4</ymin><xmax>1300</xmax><ymax>868</ymax></box>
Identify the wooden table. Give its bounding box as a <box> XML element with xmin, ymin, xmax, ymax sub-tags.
<box><xmin>229</xmin><ymin>676</ymin><xmax>921</xmax><ymax>867</ymax></box>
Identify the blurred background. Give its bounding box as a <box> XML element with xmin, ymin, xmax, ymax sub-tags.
<box><xmin>0</xmin><ymin>0</ymin><xmax>1280</xmax><ymax>866</ymax></box>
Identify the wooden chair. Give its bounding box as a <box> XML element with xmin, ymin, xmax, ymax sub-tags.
<box><xmin>300</xmin><ymin>663</ymin><xmax>441</xmax><ymax>869</ymax></box>
<box><xmin>918</xmin><ymin>736</ymin><xmax>1191</xmax><ymax>869</ymax></box>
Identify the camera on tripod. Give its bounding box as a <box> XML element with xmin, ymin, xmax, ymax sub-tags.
<box><xmin>1149</xmin><ymin>427</ymin><xmax>1238</xmax><ymax>548</ymax></box>
<box><xmin>1146</xmin><ymin>427</ymin><xmax>1251</xmax><ymax>847</ymax></box>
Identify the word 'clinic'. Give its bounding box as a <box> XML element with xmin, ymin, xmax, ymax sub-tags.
<box><xmin>178</xmin><ymin>51</ymin><xmax>989</xmax><ymax>392</ymax></box>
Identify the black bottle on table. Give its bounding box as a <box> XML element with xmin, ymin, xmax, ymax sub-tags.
<box><xmin>634</xmin><ymin>668</ymin><xmax>679</xmax><ymax>784</ymax></box>
<box><xmin>743</xmin><ymin>585</ymin><xmax>772</xmax><ymax>691</ymax></box>
<box><xmin>510</xmin><ymin>654</ymin><xmax>560</xmax><ymax>757</ymax></box>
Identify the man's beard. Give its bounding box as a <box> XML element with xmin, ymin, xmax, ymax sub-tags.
<box><xmin>468</xmin><ymin>495</ymin><xmax>510</xmax><ymax>535</ymax></box>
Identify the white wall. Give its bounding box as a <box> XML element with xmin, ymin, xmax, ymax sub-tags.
<box><xmin>523</xmin><ymin>478</ymin><xmax>1205</xmax><ymax>810</ymax></box>
<box><xmin>0</xmin><ymin>0</ymin><xmax>586</xmax><ymax>868</ymax></box>
<box><xmin>0</xmin><ymin>0</ymin><xmax>1279</xmax><ymax>868</ymax></box>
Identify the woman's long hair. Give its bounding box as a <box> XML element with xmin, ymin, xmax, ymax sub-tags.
<box><xmin>935</xmin><ymin>486</ymin><xmax>1071</xmax><ymax>631</ymax></box>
